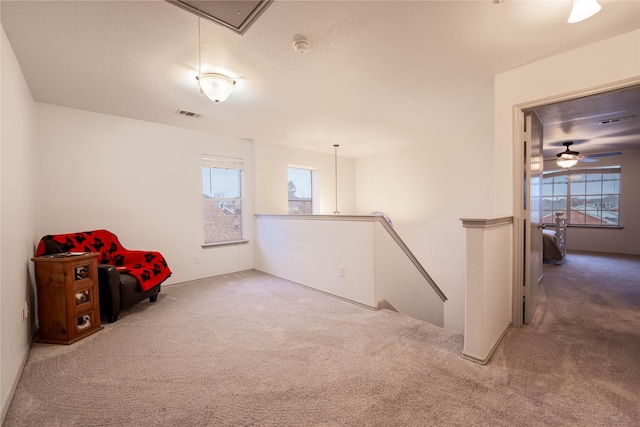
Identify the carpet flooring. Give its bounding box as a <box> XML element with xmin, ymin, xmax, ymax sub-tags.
<box><xmin>3</xmin><ymin>251</ymin><xmax>639</xmax><ymax>426</ymax></box>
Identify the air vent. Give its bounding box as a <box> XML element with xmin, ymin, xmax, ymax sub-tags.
<box><xmin>598</xmin><ymin>115</ymin><xmax>635</xmax><ymax>125</ymax></box>
<box><xmin>176</xmin><ymin>109</ymin><xmax>202</xmax><ymax>118</ymax></box>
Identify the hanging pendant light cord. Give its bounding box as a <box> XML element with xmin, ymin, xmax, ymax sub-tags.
<box><xmin>198</xmin><ymin>17</ymin><xmax>202</xmax><ymax>85</ymax></box>
<box><xmin>334</xmin><ymin>144</ymin><xmax>339</xmax><ymax>215</ymax></box>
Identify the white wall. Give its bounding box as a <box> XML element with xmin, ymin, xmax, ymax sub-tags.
<box><xmin>254</xmin><ymin>141</ymin><xmax>355</xmax><ymax>215</ymax></box>
<box><xmin>564</xmin><ymin>148</ymin><xmax>640</xmax><ymax>255</ymax></box>
<box><xmin>1</xmin><ymin>27</ymin><xmax>39</xmax><ymax>419</ymax></box>
<box><xmin>373</xmin><ymin>222</ymin><xmax>444</xmax><ymax>328</ymax></box>
<box><xmin>354</xmin><ymin>133</ymin><xmax>495</xmax><ymax>333</ymax></box>
<box><xmin>35</xmin><ymin>103</ymin><xmax>255</xmax><ymax>285</ymax></box>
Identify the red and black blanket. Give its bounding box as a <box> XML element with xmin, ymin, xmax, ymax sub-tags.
<box><xmin>36</xmin><ymin>229</ymin><xmax>171</xmax><ymax>292</ymax></box>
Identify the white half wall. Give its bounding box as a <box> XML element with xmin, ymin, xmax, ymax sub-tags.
<box><xmin>461</xmin><ymin>217</ymin><xmax>513</xmax><ymax>364</ymax></box>
<box><xmin>373</xmin><ymin>222</ymin><xmax>444</xmax><ymax>327</ymax></box>
<box><xmin>254</xmin><ymin>214</ymin><xmax>446</xmax><ymax>328</ymax></box>
<box><xmin>255</xmin><ymin>215</ymin><xmax>376</xmax><ymax>307</ymax></box>
<box><xmin>1</xmin><ymin>26</ymin><xmax>39</xmax><ymax>420</ymax></box>
<box><xmin>35</xmin><ymin>103</ymin><xmax>255</xmax><ymax>285</ymax></box>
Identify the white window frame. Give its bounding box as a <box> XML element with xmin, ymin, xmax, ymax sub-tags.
<box><xmin>287</xmin><ymin>166</ymin><xmax>315</xmax><ymax>215</ymax></box>
<box><xmin>543</xmin><ymin>165</ymin><xmax>621</xmax><ymax>227</ymax></box>
<box><xmin>201</xmin><ymin>155</ymin><xmax>246</xmax><ymax>246</ymax></box>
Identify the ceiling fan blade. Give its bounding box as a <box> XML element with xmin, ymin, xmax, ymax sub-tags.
<box><xmin>582</xmin><ymin>152</ymin><xmax>622</xmax><ymax>158</ymax></box>
<box><xmin>578</xmin><ymin>157</ymin><xmax>598</xmax><ymax>163</ymax></box>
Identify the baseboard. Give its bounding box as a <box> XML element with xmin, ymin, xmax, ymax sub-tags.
<box><xmin>461</xmin><ymin>323</ymin><xmax>511</xmax><ymax>365</ymax></box>
<box><xmin>377</xmin><ymin>299</ymin><xmax>399</xmax><ymax>312</ymax></box>
<box><xmin>1</xmin><ymin>337</ymin><xmax>33</xmax><ymax>424</ymax></box>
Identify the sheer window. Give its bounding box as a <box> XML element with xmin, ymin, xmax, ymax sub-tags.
<box><xmin>202</xmin><ymin>156</ymin><xmax>244</xmax><ymax>244</ymax></box>
<box><xmin>543</xmin><ymin>166</ymin><xmax>620</xmax><ymax>226</ymax></box>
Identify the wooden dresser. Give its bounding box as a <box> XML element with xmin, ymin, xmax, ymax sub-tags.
<box><xmin>32</xmin><ymin>252</ymin><xmax>103</xmax><ymax>344</ymax></box>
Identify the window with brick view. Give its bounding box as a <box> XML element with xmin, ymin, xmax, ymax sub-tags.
<box><xmin>202</xmin><ymin>156</ymin><xmax>244</xmax><ymax>245</ymax></box>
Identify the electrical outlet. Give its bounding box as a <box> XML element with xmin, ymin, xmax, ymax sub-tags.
<box><xmin>339</xmin><ymin>266</ymin><xmax>345</xmax><ymax>277</ymax></box>
<box><xmin>194</xmin><ymin>256</ymin><xmax>200</xmax><ymax>264</ymax></box>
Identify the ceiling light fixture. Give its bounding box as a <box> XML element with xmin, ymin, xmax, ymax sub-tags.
<box><xmin>568</xmin><ymin>0</ymin><xmax>602</xmax><ymax>23</ymax></box>
<box><xmin>556</xmin><ymin>142</ymin><xmax>580</xmax><ymax>168</ymax></box>
<box><xmin>196</xmin><ymin>17</ymin><xmax>236</xmax><ymax>103</ymax></box>
<box><xmin>197</xmin><ymin>73</ymin><xmax>236</xmax><ymax>103</ymax></box>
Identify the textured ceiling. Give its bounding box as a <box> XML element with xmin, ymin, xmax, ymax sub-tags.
<box><xmin>2</xmin><ymin>0</ymin><xmax>639</xmax><ymax>158</ymax></box>
<box><xmin>536</xmin><ymin>85</ymin><xmax>640</xmax><ymax>159</ymax></box>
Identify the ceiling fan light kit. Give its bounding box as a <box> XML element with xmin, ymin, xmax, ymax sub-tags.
<box><xmin>557</xmin><ymin>155</ymin><xmax>579</xmax><ymax>169</ymax></box>
<box><xmin>557</xmin><ymin>141</ymin><xmax>580</xmax><ymax>168</ymax></box>
<box><xmin>568</xmin><ymin>0</ymin><xmax>602</xmax><ymax>23</ymax></box>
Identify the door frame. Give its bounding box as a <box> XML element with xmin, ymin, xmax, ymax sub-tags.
<box><xmin>522</xmin><ymin>110</ymin><xmax>544</xmax><ymax>325</ymax></box>
<box><xmin>511</xmin><ymin>77</ymin><xmax>640</xmax><ymax>328</ymax></box>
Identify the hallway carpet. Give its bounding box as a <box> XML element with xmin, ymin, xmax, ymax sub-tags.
<box><xmin>3</xmin><ymin>252</ymin><xmax>639</xmax><ymax>426</ymax></box>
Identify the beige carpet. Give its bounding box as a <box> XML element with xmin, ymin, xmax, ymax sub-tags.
<box><xmin>3</xmin><ymin>252</ymin><xmax>639</xmax><ymax>426</ymax></box>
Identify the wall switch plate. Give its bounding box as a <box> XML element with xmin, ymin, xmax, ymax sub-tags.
<box><xmin>339</xmin><ymin>266</ymin><xmax>345</xmax><ymax>277</ymax></box>
<box><xmin>194</xmin><ymin>256</ymin><xmax>200</xmax><ymax>264</ymax></box>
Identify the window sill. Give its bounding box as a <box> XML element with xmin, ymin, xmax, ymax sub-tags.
<box><xmin>568</xmin><ymin>225</ymin><xmax>623</xmax><ymax>230</ymax></box>
<box><xmin>202</xmin><ymin>240</ymin><xmax>249</xmax><ymax>248</ymax></box>
<box><xmin>545</xmin><ymin>224</ymin><xmax>623</xmax><ymax>230</ymax></box>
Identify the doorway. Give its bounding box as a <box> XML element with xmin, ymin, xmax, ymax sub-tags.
<box><xmin>512</xmin><ymin>82</ymin><xmax>640</xmax><ymax>328</ymax></box>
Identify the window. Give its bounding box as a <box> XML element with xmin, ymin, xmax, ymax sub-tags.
<box><xmin>543</xmin><ymin>165</ymin><xmax>620</xmax><ymax>226</ymax></box>
<box><xmin>288</xmin><ymin>167</ymin><xmax>313</xmax><ymax>214</ymax></box>
<box><xmin>202</xmin><ymin>156</ymin><xmax>244</xmax><ymax>245</ymax></box>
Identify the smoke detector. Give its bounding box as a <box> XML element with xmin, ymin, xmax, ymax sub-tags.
<box><xmin>293</xmin><ymin>38</ymin><xmax>310</xmax><ymax>54</ymax></box>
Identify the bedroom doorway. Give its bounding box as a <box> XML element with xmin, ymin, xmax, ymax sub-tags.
<box><xmin>513</xmin><ymin>79</ymin><xmax>640</xmax><ymax>328</ymax></box>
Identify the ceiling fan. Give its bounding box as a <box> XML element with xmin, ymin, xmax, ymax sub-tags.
<box><xmin>556</xmin><ymin>141</ymin><xmax>621</xmax><ymax>168</ymax></box>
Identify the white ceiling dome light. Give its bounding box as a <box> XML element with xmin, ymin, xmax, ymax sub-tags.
<box><xmin>194</xmin><ymin>16</ymin><xmax>237</xmax><ymax>103</ymax></box>
<box><xmin>568</xmin><ymin>0</ymin><xmax>602</xmax><ymax>23</ymax></box>
<box><xmin>197</xmin><ymin>73</ymin><xmax>236</xmax><ymax>103</ymax></box>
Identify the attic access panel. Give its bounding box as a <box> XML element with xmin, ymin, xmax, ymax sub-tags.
<box><xmin>167</xmin><ymin>0</ymin><xmax>273</xmax><ymax>35</ymax></box>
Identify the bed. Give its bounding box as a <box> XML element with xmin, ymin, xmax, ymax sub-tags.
<box><xmin>543</xmin><ymin>213</ymin><xmax>567</xmax><ymax>264</ymax></box>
